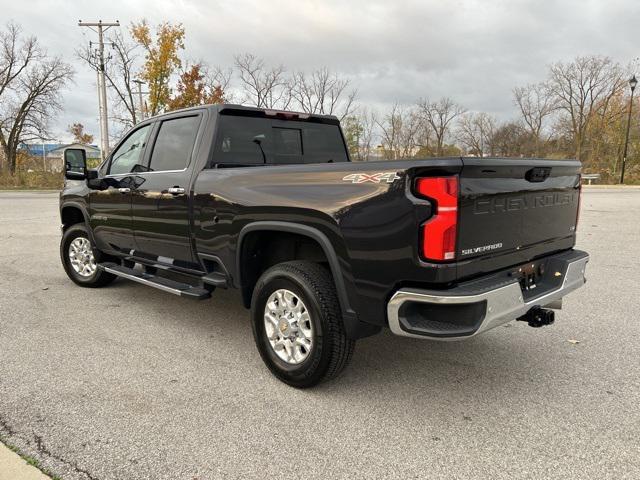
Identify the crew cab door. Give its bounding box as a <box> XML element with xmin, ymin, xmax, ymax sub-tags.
<box><xmin>89</xmin><ymin>123</ymin><xmax>153</xmax><ymax>254</ymax></box>
<box><xmin>131</xmin><ymin>113</ymin><xmax>203</xmax><ymax>268</ymax></box>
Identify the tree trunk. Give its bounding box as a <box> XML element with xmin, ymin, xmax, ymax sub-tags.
<box><xmin>0</xmin><ymin>143</ymin><xmax>9</xmax><ymax>174</ymax></box>
<box><xmin>0</xmin><ymin>138</ymin><xmax>5</xmax><ymax>172</ymax></box>
<box><xmin>0</xmin><ymin>138</ymin><xmax>18</xmax><ymax>175</ymax></box>
<box><xmin>575</xmin><ymin>133</ymin><xmax>583</xmax><ymax>162</ymax></box>
<box><xmin>8</xmin><ymin>150</ymin><xmax>17</xmax><ymax>175</ymax></box>
<box><xmin>435</xmin><ymin>133</ymin><xmax>443</xmax><ymax>157</ymax></box>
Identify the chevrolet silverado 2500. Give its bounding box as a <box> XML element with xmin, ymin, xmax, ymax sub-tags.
<box><xmin>59</xmin><ymin>104</ymin><xmax>589</xmax><ymax>387</ymax></box>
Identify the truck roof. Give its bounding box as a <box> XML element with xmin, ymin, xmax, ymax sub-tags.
<box><xmin>148</xmin><ymin>103</ymin><xmax>341</xmax><ymax>125</ymax></box>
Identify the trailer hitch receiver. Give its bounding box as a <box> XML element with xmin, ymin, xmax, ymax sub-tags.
<box><xmin>517</xmin><ymin>306</ymin><xmax>555</xmax><ymax>328</ymax></box>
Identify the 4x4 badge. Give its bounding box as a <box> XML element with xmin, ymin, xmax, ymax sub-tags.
<box><xmin>342</xmin><ymin>172</ymin><xmax>400</xmax><ymax>184</ymax></box>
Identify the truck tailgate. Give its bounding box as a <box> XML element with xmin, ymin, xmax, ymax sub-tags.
<box><xmin>457</xmin><ymin>158</ymin><xmax>581</xmax><ymax>264</ymax></box>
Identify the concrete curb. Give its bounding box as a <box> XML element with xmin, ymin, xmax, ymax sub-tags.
<box><xmin>582</xmin><ymin>184</ymin><xmax>640</xmax><ymax>189</ymax></box>
<box><xmin>0</xmin><ymin>189</ymin><xmax>59</xmax><ymax>193</ymax></box>
<box><xmin>0</xmin><ymin>443</ymin><xmax>52</xmax><ymax>480</ymax></box>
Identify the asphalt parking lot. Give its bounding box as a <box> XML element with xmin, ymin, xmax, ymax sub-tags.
<box><xmin>0</xmin><ymin>188</ymin><xmax>639</xmax><ymax>480</ymax></box>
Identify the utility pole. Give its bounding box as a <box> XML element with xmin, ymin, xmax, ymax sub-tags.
<box><xmin>78</xmin><ymin>20</ymin><xmax>120</xmax><ymax>161</ymax></box>
<box><xmin>132</xmin><ymin>79</ymin><xmax>146</xmax><ymax>123</ymax></box>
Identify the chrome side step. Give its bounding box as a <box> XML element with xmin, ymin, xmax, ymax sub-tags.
<box><xmin>100</xmin><ymin>262</ymin><xmax>211</xmax><ymax>299</ymax></box>
<box><xmin>202</xmin><ymin>271</ymin><xmax>228</xmax><ymax>288</ymax></box>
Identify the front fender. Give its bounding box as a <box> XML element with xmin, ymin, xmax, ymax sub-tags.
<box><xmin>60</xmin><ymin>200</ymin><xmax>95</xmax><ymax>244</ymax></box>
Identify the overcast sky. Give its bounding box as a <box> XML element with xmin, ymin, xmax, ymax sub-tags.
<box><xmin>3</xmin><ymin>0</ymin><xmax>639</xmax><ymax>143</ymax></box>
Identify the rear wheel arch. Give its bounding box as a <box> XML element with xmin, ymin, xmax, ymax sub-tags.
<box><xmin>236</xmin><ymin>222</ymin><xmax>356</xmax><ymax>321</ymax></box>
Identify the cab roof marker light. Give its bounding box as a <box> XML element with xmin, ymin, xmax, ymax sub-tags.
<box><xmin>264</xmin><ymin>110</ymin><xmax>311</xmax><ymax>120</ymax></box>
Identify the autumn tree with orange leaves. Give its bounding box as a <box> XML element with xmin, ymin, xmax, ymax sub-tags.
<box><xmin>68</xmin><ymin>123</ymin><xmax>94</xmax><ymax>144</ymax></box>
<box><xmin>131</xmin><ymin>20</ymin><xmax>185</xmax><ymax>116</ymax></box>
<box><xmin>168</xmin><ymin>64</ymin><xmax>226</xmax><ymax>111</ymax></box>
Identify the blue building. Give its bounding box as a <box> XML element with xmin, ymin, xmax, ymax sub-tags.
<box><xmin>18</xmin><ymin>143</ymin><xmax>102</xmax><ymax>172</ymax></box>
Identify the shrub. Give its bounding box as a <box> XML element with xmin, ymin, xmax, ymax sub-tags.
<box><xmin>0</xmin><ymin>171</ymin><xmax>63</xmax><ymax>189</ymax></box>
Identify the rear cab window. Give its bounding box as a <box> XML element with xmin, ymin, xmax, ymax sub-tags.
<box><xmin>212</xmin><ymin>114</ymin><xmax>348</xmax><ymax>167</ymax></box>
<box><xmin>149</xmin><ymin>115</ymin><xmax>201</xmax><ymax>172</ymax></box>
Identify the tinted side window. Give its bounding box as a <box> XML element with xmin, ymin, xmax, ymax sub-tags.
<box><xmin>215</xmin><ymin>116</ymin><xmax>272</xmax><ymax>166</ymax></box>
<box><xmin>273</xmin><ymin>127</ymin><xmax>302</xmax><ymax>164</ymax></box>
<box><xmin>302</xmin><ymin>124</ymin><xmax>348</xmax><ymax>163</ymax></box>
<box><xmin>109</xmin><ymin>124</ymin><xmax>152</xmax><ymax>175</ymax></box>
<box><xmin>149</xmin><ymin>116</ymin><xmax>201</xmax><ymax>172</ymax></box>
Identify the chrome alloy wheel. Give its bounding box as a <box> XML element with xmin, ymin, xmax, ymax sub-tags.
<box><xmin>263</xmin><ymin>289</ymin><xmax>314</xmax><ymax>364</ymax></box>
<box><xmin>68</xmin><ymin>237</ymin><xmax>97</xmax><ymax>277</ymax></box>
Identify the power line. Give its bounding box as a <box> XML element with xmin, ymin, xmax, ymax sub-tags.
<box><xmin>78</xmin><ymin>20</ymin><xmax>120</xmax><ymax>161</ymax></box>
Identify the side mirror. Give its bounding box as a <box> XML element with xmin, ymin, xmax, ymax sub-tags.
<box><xmin>86</xmin><ymin>169</ymin><xmax>106</xmax><ymax>190</ymax></box>
<box><xmin>64</xmin><ymin>148</ymin><xmax>87</xmax><ymax>180</ymax></box>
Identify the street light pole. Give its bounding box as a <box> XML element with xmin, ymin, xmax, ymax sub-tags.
<box><xmin>620</xmin><ymin>75</ymin><xmax>637</xmax><ymax>184</ymax></box>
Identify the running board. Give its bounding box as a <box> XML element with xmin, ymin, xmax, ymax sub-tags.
<box><xmin>202</xmin><ymin>271</ymin><xmax>228</xmax><ymax>288</ymax></box>
<box><xmin>100</xmin><ymin>263</ymin><xmax>211</xmax><ymax>299</ymax></box>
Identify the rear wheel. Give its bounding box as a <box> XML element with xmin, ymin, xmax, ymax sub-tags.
<box><xmin>60</xmin><ymin>224</ymin><xmax>116</xmax><ymax>288</ymax></box>
<box><xmin>251</xmin><ymin>261</ymin><xmax>355</xmax><ymax>388</ymax></box>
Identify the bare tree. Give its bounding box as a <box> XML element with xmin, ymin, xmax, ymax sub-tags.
<box><xmin>0</xmin><ymin>23</ymin><xmax>38</xmax><ymax>172</ymax></box>
<box><xmin>78</xmin><ymin>31</ymin><xmax>140</xmax><ymax>128</ymax></box>
<box><xmin>290</xmin><ymin>67</ymin><xmax>357</xmax><ymax>119</ymax></box>
<box><xmin>513</xmin><ymin>82</ymin><xmax>556</xmax><ymax>156</ymax></box>
<box><xmin>377</xmin><ymin>104</ymin><xmax>423</xmax><ymax>160</ymax></box>
<box><xmin>206</xmin><ymin>65</ymin><xmax>233</xmax><ymax>101</ymax></box>
<box><xmin>489</xmin><ymin>120</ymin><xmax>531</xmax><ymax>157</ymax></box>
<box><xmin>418</xmin><ymin>97</ymin><xmax>465</xmax><ymax>156</ymax></box>
<box><xmin>234</xmin><ymin>53</ymin><xmax>290</xmax><ymax>109</ymax></box>
<box><xmin>342</xmin><ymin>108</ymin><xmax>377</xmax><ymax>161</ymax></box>
<box><xmin>0</xmin><ymin>23</ymin><xmax>73</xmax><ymax>174</ymax></box>
<box><xmin>548</xmin><ymin>55</ymin><xmax>625</xmax><ymax>161</ymax></box>
<box><xmin>0</xmin><ymin>23</ymin><xmax>38</xmax><ymax>99</ymax></box>
<box><xmin>356</xmin><ymin>108</ymin><xmax>377</xmax><ymax>161</ymax></box>
<box><xmin>106</xmin><ymin>32</ymin><xmax>141</xmax><ymax>126</ymax></box>
<box><xmin>456</xmin><ymin>112</ymin><xmax>497</xmax><ymax>157</ymax></box>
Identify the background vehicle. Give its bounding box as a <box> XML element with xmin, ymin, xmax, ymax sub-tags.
<box><xmin>59</xmin><ymin>104</ymin><xmax>588</xmax><ymax>387</ymax></box>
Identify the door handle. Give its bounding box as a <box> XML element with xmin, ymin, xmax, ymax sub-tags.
<box><xmin>117</xmin><ymin>188</ymin><xmax>131</xmax><ymax>193</ymax></box>
<box><xmin>167</xmin><ymin>187</ymin><xmax>185</xmax><ymax>195</ymax></box>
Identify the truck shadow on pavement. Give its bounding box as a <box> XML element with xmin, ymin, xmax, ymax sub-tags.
<box><xmin>104</xmin><ymin>279</ymin><xmax>555</xmax><ymax>396</ymax></box>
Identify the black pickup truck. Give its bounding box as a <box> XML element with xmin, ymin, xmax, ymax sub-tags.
<box><xmin>60</xmin><ymin>104</ymin><xmax>589</xmax><ymax>387</ymax></box>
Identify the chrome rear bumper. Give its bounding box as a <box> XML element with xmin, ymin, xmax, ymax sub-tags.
<box><xmin>387</xmin><ymin>251</ymin><xmax>589</xmax><ymax>340</ymax></box>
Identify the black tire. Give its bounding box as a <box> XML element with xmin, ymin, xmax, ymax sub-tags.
<box><xmin>251</xmin><ymin>261</ymin><xmax>355</xmax><ymax>388</ymax></box>
<box><xmin>60</xmin><ymin>224</ymin><xmax>116</xmax><ymax>288</ymax></box>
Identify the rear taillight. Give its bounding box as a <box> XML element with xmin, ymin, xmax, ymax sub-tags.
<box><xmin>415</xmin><ymin>176</ymin><xmax>459</xmax><ymax>262</ymax></box>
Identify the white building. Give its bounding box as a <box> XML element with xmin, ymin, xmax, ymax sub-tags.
<box><xmin>46</xmin><ymin>144</ymin><xmax>102</xmax><ymax>172</ymax></box>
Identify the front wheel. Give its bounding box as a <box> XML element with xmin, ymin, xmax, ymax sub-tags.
<box><xmin>251</xmin><ymin>261</ymin><xmax>355</xmax><ymax>388</ymax></box>
<box><xmin>60</xmin><ymin>224</ymin><xmax>116</xmax><ymax>288</ymax></box>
